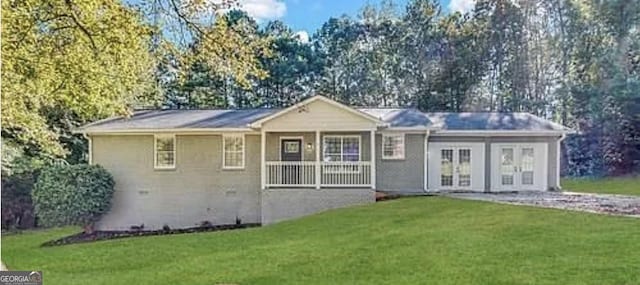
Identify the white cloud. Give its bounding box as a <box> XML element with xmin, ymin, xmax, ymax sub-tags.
<box><xmin>238</xmin><ymin>0</ymin><xmax>287</xmax><ymax>21</ymax></box>
<box><xmin>294</xmin><ymin>30</ymin><xmax>309</xmax><ymax>44</ymax></box>
<box><xmin>448</xmin><ymin>0</ymin><xmax>475</xmax><ymax>14</ymax></box>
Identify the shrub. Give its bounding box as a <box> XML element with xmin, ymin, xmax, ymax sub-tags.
<box><xmin>1</xmin><ymin>171</ymin><xmax>38</xmax><ymax>230</ymax></box>
<box><xmin>32</xmin><ymin>164</ymin><xmax>115</xmax><ymax>232</ymax></box>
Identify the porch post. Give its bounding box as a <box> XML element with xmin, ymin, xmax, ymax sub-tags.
<box><xmin>315</xmin><ymin>130</ymin><xmax>321</xmax><ymax>189</ymax></box>
<box><xmin>261</xmin><ymin>130</ymin><xmax>266</xmax><ymax>190</ymax></box>
<box><xmin>370</xmin><ymin>129</ymin><xmax>376</xmax><ymax>189</ymax></box>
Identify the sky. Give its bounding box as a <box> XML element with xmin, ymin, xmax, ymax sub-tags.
<box><xmin>235</xmin><ymin>0</ymin><xmax>475</xmax><ymax>41</ymax></box>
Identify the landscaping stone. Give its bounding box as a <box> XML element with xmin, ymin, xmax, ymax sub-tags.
<box><xmin>443</xmin><ymin>191</ymin><xmax>640</xmax><ymax>217</ymax></box>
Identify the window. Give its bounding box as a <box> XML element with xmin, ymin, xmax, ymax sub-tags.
<box><xmin>323</xmin><ymin>135</ymin><xmax>360</xmax><ymax>162</ymax></box>
<box><xmin>440</xmin><ymin>149</ymin><xmax>453</xmax><ymax>186</ymax></box>
<box><xmin>382</xmin><ymin>134</ymin><xmax>405</xmax><ymax>159</ymax></box>
<box><xmin>154</xmin><ymin>134</ymin><xmax>175</xmax><ymax>169</ymax></box>
<box><xmin>323</xmin><ymin>135</ymin><xmax>360</xmax><ymax>173</ymax></box>
<box><xmin>223</xmin><ymin>134</ymin><xmax>245</xmax><ymax>169</ymax></box>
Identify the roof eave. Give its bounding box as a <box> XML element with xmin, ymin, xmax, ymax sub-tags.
<box><xmin>77</xmin><ymin>127</ymin><xmax>257</xmax><ymax>135</ymax></box>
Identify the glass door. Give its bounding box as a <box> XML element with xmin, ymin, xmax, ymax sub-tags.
<box><xmin>520</xmin><ymin>147</ymin><xmax>535</xmax><ymax>186</ymax></box>
<box><xmin>440</xmin><ymin>149</ymin><xmax>454</xmax><ymax>188</ymax></box>
<box><xmin>457</xmin><ymin>149</ymin><xmax>471</xmax><ymax>188</ymax></box>
<box><xmin>500</xmin><ymin>147</ymin><xmax>515</xmax><ymax>187</ymax></box>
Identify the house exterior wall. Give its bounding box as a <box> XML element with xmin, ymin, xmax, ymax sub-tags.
<box><xmin>428</xmin><ymin>135</ymin><xmax>561</xmax><ymax>191</ymax></box>
<box><xmin>261</xmin><ymin>188</ymin><xmax>375</xmax><ymax>224</ymax></box>
<box><xmin>90</xmin><ymin>130</ymin><xmax>563</xmax><ymax>230</ymax></box>
<box><xmin>261</xmin><ymin>99</ymin><xmax>377</xmax><ymax>131</ymax></box>
<box><xmin>91</xmin><ymin>134</ymin><xmax>262</xmax><ymax>230</ymax></box>
<box><xmin>375</xmin><ymin>133</ymin><xmax>426</xmax><ymax>192</ymax></box>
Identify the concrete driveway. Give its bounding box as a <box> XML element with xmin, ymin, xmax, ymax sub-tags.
<box><xmin>443</xmin><ymin>191</ymin><xmax>640</xmax><ymax>217</ymax></box>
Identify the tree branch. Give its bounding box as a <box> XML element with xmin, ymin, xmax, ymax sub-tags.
<box><xmin>64</xmin><ymin>0</ymin><xmax>98</xmax><ymax>53</ymax></box>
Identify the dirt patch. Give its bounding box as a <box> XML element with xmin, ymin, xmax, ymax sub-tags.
<box><xmin>42</xmin><ymin>223</ymin><xmax>260</xmax><ymax>247</ymax></box>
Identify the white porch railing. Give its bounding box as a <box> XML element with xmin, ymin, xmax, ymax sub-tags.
<box><xmin>265</xmin><ymin>161</ymin><xmax>371</xmax><ymax>188</ymax></box>
<box><xmin>320</xmin><ymin>161</ymin><xmax>371</xmax><ymax>187</ymax></box>
<box><xmin>266</xmin><ymin>161</ymin><xmax>316</xmax><ymax>187</ymax></box>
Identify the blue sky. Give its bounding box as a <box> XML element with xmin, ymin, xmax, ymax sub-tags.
<box><xmin>237</xmin><ymin>0</ymin><xmax>475</xmax><ymax>39</ymax></box>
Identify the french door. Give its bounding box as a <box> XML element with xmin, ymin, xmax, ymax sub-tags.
<box><xmin>438</xmin><ymin>148</ymin><xmax>473</xmax><ymax>190</ymax></box>
<box><xmin>492</xmin><ymin>143</ymin><xmax>547</xmax><ymax>191</ymax></box>
<box><xmin>428</xmin><ymin>142</ymin><xmax>485</xmax><ymax>191</ymax></box>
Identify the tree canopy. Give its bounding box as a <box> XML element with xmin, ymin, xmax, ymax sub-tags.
<box><xmin>1</xmin><ymin>0</ymin><xmax>639</xmax><ymax>176</ymax></box>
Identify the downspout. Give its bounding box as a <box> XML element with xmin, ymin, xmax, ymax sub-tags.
<box><xmin>82</xmin><ymin>133</ymin><xmax>92</xmax><ymax>165</ymax></box>
<box><xmin>556</xmin><ymin>133</ymin><xmax>567</xmax><ymax>191</ymax></box>
<box><xmin>423</xmin><ymin>130</ymin><xmax>430</xmax><ymax>192</ymax></box>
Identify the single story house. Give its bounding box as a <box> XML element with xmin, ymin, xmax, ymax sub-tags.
<box><xmin>76</xmin><ymin>95</ymin><xmax>570</xmax><ymax>230</ymax></box>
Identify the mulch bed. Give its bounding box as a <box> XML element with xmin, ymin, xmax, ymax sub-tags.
<box><xmin>41</xmin><ymin>223</ymin><xmax>261</xmax><ymax>247</ymax></box>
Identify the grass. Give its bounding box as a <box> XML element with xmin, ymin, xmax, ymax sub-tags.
<box><xmin>562</xmin><ymin>176</ymin><xmax>640</xmax><ymax>196</ymax></box>
<box><xmin>3</xmin><ymin>197</ymin><xmax>640</xmax><ymax>285</ymax></box>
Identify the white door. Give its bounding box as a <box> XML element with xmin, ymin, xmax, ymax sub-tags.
<box><xmin>428</xmin><ymin>143</ymin><xmax>485</xmax><ymax>191</ymax></box>
<box><xmin>492</xmin><ymin>143</ymin><xmax>547</xmax><ymax>191</ymax></box>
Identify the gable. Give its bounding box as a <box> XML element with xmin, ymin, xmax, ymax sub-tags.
<box><xmin>260</xmin><ymin>98</ymin><xmax>381</xmax><ymax>131</ymax></box>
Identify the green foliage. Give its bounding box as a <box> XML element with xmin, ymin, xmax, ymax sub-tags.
<box><xmin>1</xmin><ymin>170</ymin><xmax>38</xmax><ymax>230</ymax></box>
<box><xmin>562</xmin><ymin>175</ymin><xmax>640</xmax><ymax>196</ymax></box>
<box><xmin>32</xmin><ymin>165</ymin><xmax>115</xmax><ymax>228</ymax></box>
<box><xmin>1</xmin><ymin>0</ymin><xmax>156</xmax><ymax>158</ymax></box>
<box><xmin>2</xmin><ymin>0</ymin><xmax>638</xmax><ymax>177</ymax></box>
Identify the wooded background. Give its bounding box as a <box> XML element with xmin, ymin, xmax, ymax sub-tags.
<box><xmin>2</xmin><ymin>0</ymin><xmax>639</xmax><ymax>179</ymax></box>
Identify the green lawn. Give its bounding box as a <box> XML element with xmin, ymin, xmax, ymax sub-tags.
<box><xmin>562</xmin><ymin>176</ymin><xmax>640</xmax><ymax>196</ymax></box>
<box><xmin>3</xmin><ymin>197</ymin><xmax>640</xmax><ymax>285</ymax></box>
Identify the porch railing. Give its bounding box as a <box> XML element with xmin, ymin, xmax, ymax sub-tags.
<box><xmin>265</xmin><ymin>161</ymin><xmax>371</xmax><ymax>188</ymax></box>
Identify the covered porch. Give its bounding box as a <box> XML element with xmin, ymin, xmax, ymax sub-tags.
<box><xmin>261</xmin><ymin>130</ymin><xmax>376</xmax><ymax>188</ymax></box>
<box><xmin>253</xmin><ymin>96</ymin><xmax>386</xmax><ymax>190</ymax></box>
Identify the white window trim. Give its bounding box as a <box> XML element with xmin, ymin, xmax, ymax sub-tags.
<box><xmin>322</xmin><ymin>135</ymin><xmax>362</xmax><ymax>161</ymax></box>
<box><xmin>222</xmin><ymin>134</ymin><xmax>246</xmax><ymax>170</ymax></box>
<box><xmin>382</xmin><ymin>133</ymin><xmax>405</xmax><ymax>160</ymax></box>
<box><xmin>154</xmin><ymin>134</ymin><xmax>176</xmax><ymax>170</ymax></box>
<box><xmin>322</xmin><ymin>135</ymin><xmax>362</xmax><ymax>174</ymax></box>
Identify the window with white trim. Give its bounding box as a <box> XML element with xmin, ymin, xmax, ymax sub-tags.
<box><xmin>323</xmin><ymin>135</ymin><xmax>361</xmax><ymax>162</ymax></box>
<box><xmin>382</xmin><ymin>133</ymin><xmax>405</xmax><ymax>159</ymax></box>
<box><xmin>323</xmin><ymin>135</ymin><xmax>361</xmax><ymax>173</ymax></box>
<box><xmin>154</xmin><ymin>134</ymin><xmax>175</xmax><ymax>169</ymax></box>
<box><xmin>223</xmin><ymin>134</ymin><xmax>245</xmax><ymax>169</ymax></box>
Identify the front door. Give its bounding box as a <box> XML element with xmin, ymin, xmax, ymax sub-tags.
<box><xmin>281</xmin><ymin>139</ymin><xmax>302</xmax><ymax>184</ymax></box>
<box><xmin>493</xmin><ymin>143</ymin><xmax>547</xmax><ymax>191</ymax></box>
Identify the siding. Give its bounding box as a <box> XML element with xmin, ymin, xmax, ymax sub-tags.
<box><xmin>261</xmin><ymin>99</ymin><xmax>377</xmax><ymax>131</ymax></box>
<box><xmin>376</xmin><ymin>133</ymin><xmax>426</xmax><ymax>192</ymax></box>
<box><xmin>92</xmin><ymin>134</ymin><xmax>261</xmax><ymax>230</ymax></box>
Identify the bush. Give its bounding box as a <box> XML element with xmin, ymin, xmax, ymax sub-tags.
<box><xmin>32</xmin><ymin>164</ymin><xmax>115</xmax><ymax>232</ymax></box>
<box><xmin>1</xmin><ymin>171</ymin><xmax>38</xmax><ymax>230</ymax></box>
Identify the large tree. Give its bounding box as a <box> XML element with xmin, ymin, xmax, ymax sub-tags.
<box><xmin>2</xmin><ymin>0</ymin><xmax>156</xmax><ymax>159</ymax></box>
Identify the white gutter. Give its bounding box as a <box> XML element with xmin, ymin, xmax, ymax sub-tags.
<box><xmin>423</xmin><ymin>130</ymin><xmax>430</xmax><ymax>192</ymax></box>
<box><xmin>82</xmin><ymin>133</ymin><xmax>92</xmax><ymax>165</ymax></box>
<box><xmin>73</xmin><ymin>128</ymin><xmax>257</xmax><ymax>135</ymax></box>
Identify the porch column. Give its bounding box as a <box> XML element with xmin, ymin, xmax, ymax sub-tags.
<box><xmin>370</xmin><ymin>130</ymin><xmax>376</xmax><ymax>189</ymax></box>
<box><xmin>315</xmin><ymin>130</ymin><xmax>321</xmax><ymax>189</ymax></box>
<box><xmin>261</xmin><ymin>130</ymin><xmax>266</xmax><ymax>190</ymax></box>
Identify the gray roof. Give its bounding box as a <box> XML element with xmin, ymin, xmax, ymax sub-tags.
<box><xmin>358</xmin><ymin>109</ymin><xmax>566</xmax><ymax>131</ymax></box>
<box><xmin>79</xmin><ymin>108</ymin><xmax>567</xmax><ymax>133</ymax></box>
<box><xmin>421</xmin><ymin>112</ymin><xmax>567</xmax><ymax>131</ymax></box>
<box><xmin>80</xmin><ymin>109</ymin><xmax>279</xmax><ymax>131</ymax></box>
